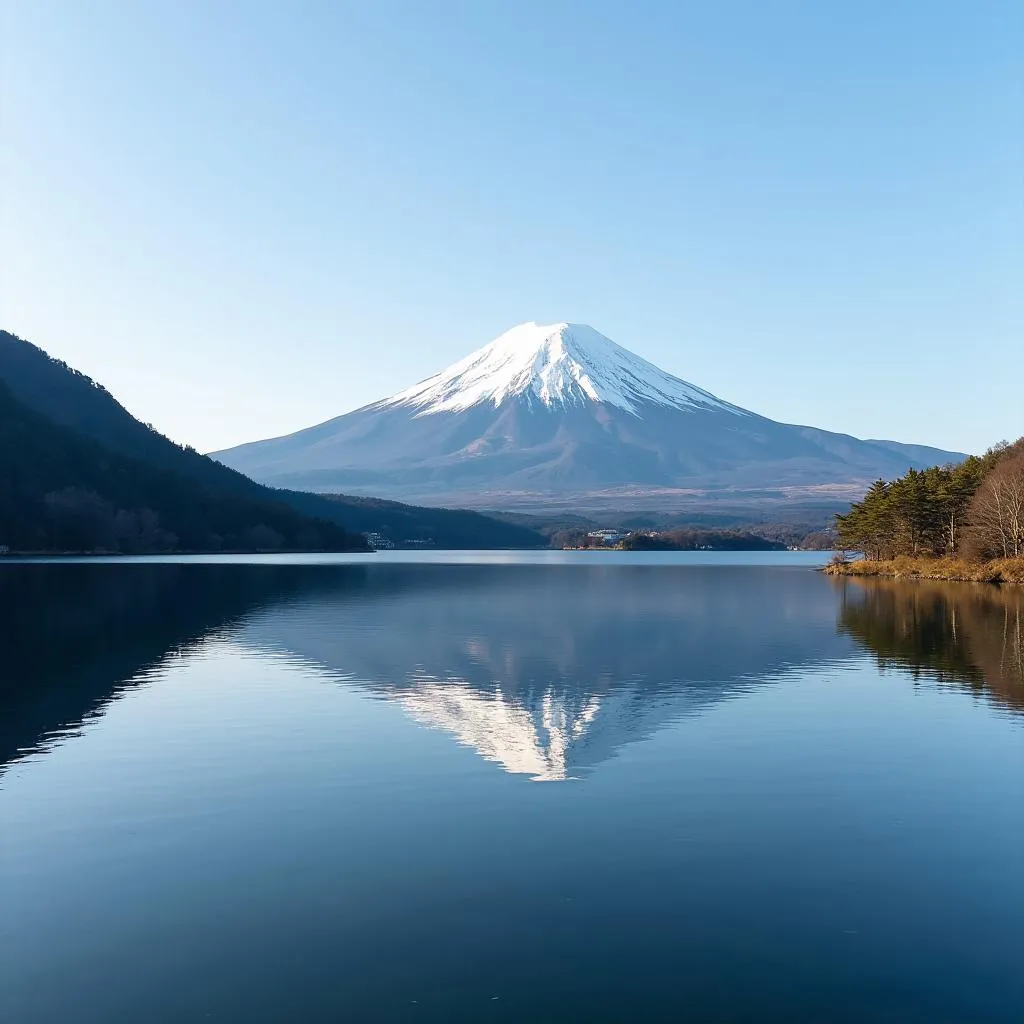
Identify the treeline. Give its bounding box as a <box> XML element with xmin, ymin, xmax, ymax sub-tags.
<box><xmin>835</xmin><ymin>438</ymin><xmax>1024</xmax><ymax>561</ymax></box>
<box><xmin>541</xmin><ymin>518</ymin><xmax>836</xmax><ymax>551</ymax></box>
<box><xmin>551</xmin><ymin>527</ymin><xmax>786</xmax><ymax>551</ymax></box>
<box><xmin>621</xmin><ymin>530</ymin><xmax>785</xmax><ymax>551</ymax></box>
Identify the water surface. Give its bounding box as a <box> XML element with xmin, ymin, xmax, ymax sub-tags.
<box><xmin>2</xmin><ymin>554</ymin><xmax>1022</xmax><ymax>1022</ymax></box>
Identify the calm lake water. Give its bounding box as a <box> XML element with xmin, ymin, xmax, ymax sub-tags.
<box><xmin>2</xmin><ymin>553</ymin><xmax>1022</xmax><ymax>1022</ymax></box>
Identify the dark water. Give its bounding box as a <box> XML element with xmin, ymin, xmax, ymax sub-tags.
<box><xmin>1</xmin><ymin>554</ymin><xmax>1022</xmax><ymax>1023</ymax></box>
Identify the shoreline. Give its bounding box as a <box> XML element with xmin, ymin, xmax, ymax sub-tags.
<box><xmin>0</xmin><ymin>546</ymin><xmax>372</xmax><ymax>558</ymax></box>
<box><xmin>823</xmin><ymin>556</ymin><xmax>1024</xmax><ymax>586</ymax></box>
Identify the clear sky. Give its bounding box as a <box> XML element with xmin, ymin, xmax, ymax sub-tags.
<box><xmin>2</xmin><ymin>0</ymin><xmax>1021</xmax><ymax>455</ymax></box>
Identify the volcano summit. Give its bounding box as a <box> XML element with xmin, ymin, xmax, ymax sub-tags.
<box><xmin>214</xmin><ymin>322</ymin><xmax>962</xmax><ymax>509</ymax></box>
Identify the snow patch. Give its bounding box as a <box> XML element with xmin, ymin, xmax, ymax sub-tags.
<box><xmin>376</xmin><ymin>322</ymin><xmax>746</xmax><ymax>417</ymax></box>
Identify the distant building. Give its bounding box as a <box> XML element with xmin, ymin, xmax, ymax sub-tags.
<box><xmin>362</xmin><ymin>532</ymin><xmax>395</xmax><ymax>550</ymax></box>
<box><xmin>586</xmin><ymin>529</ymin><xmax>626</xmax><ymax>545</ymax></box>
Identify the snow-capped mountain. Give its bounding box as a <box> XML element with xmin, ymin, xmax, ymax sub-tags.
<box><xmin>380</xmin><ymin>321</ymin><xmax>745</xmax><ymax>417</ymax></box>
<box><xmin>214</xmin><ymin>321</ymin><xmax>963</xmax><ymax>507</ymax></box>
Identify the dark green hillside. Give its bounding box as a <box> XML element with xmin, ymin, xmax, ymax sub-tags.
<box><xmin>0</xmin><ymin>382</ymin><xmax>366</xmax><ymax>553</ymax></box>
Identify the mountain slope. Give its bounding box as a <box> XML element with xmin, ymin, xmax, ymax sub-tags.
<box><xmin>0</xmin><ymin>329</ymin><xmax>544</xmax><ymax>549</ymax></box>
<box><xmin>214</xmin><ymin>321</ymin><xmax>965</xmax><ymax>507</ymax></box>
<box><xmin>0</xmin><ymin>328</ymin><xmax>311</xmax><ymax>499</ymax></box>
<box><xmin>0</xmin><ymin>381</ymin><xmax>365</xmax><ymax>552</ymax></box>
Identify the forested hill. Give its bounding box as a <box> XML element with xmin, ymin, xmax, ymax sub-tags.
<box><xmin>0</xmin><ymin>329</ymin><xmax>319</xmax><ymax>501</ymax></box>
<box><xmin>0</xmin><ymin>330</ymin><xmax>369</xmax><ymax>552</ymax></box>
<box><xmin>318</xmin><ymin>494</ymin><xmax>548</xmax><ymax>549</ymax></box>
<box><xmin>0</xmin><ymin>330</ymin><xmax>546</xmax><ymax>551</ymax></box>
<box><xmin>0</xmin><ymin>381</ymin><xmax>365</xmax><ymax>552</ymax></box>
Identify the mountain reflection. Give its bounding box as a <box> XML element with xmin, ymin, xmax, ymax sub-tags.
<box><xmin>4</xmin><ymin>562</ymin><xmax>1020</xmax><ymax>783</ymax></box>
<box><xmin>237</xmin><ymin>564</ymin><xmax>854</xmax><ymax>779</ymax></box>
<box><xmin>836</xmin><ymin>578</ymin><xmax>1024</xmax><ymax>713</ymax></box>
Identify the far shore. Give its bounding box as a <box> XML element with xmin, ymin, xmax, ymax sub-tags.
<box><xmin>823</xmin><ymin>555</ymin><xmax>1024</xmax><ymax>586</ymax></box>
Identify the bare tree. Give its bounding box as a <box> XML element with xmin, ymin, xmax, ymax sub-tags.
<box><xmin>966</xmin><ymin>453</ymin><xmax>1024</xmax><ymax>559</ymax></box>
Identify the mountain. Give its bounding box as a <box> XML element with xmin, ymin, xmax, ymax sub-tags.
<box><xmin>213</xmin><ymin>321</ymin><xmax>966</xmax><ymax>509</ymax></box>
<box><xmin>0</xmin><ymin>329</ymin><xmax>544</xmax><ymax>550</ymax></box>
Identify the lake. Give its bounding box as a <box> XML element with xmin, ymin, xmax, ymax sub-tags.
<box><xmin>1</xmin><ymin>553</ymin><xmax>1022</xmax><ymax>1022</ymax></box>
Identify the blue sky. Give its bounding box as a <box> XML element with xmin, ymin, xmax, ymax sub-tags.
<box><xmin>2</xmin><ymin>1</ymin><xmax>1021</xmax><ymax>454</ymax></box>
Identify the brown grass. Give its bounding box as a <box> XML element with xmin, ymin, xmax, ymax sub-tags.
<box><xmin>824</xmin><ymin>555</ymin><xmax>1024</xmax><ymax>585</ymax></box>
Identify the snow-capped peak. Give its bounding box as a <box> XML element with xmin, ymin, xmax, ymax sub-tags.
<box><xmin>377</xmin><ymin>321</ymin><xmax>745</xmax><ymax>417</ymax></box>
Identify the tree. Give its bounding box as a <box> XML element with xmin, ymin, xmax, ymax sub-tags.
<box><xmin>966</xmin><ymin>451</ymin><xmax>1024</xmax><ymax>559</ymax></box>
<box><xmin>836</xmin><ymin>479</ymin><xmax>896</xmax><ymax>559</ymax></box>
<box><xmin>935</xmin><ymin>457</ymin><xmax>986</xmax><ymax>555</ymax></box>
<box><xmin>245</xmin><ymin>524</ymin><xmax>285</xmax><ymax>551</ymax></box>
<box><xmin>888</xmin><ymin>468</ymin><xmax>937</xmax><ymax>555</ymax></box>
<box><xmin>44</xmin><ymin>488</ymin><xmax>117</xmax><ymax>551</ymax></box>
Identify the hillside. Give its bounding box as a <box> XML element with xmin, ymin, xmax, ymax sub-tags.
<box><xmin>0</xmin><ymin>328</ymin><xmax>321</xmax><ymax>502</ymax></box>
<box><xmin>0</xmin><ymin>382</ymin><xmax>365</xmax><ymax>552</ymax></box>
<box><xmin>319</xmin><ymin>494</ymin><xmax>546</xmax><ymax>549</ymax></box>
<box><xmin>0</xmin><ymin>330</ymin><xmax>545</xmax><ymax>550</ymax></box>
